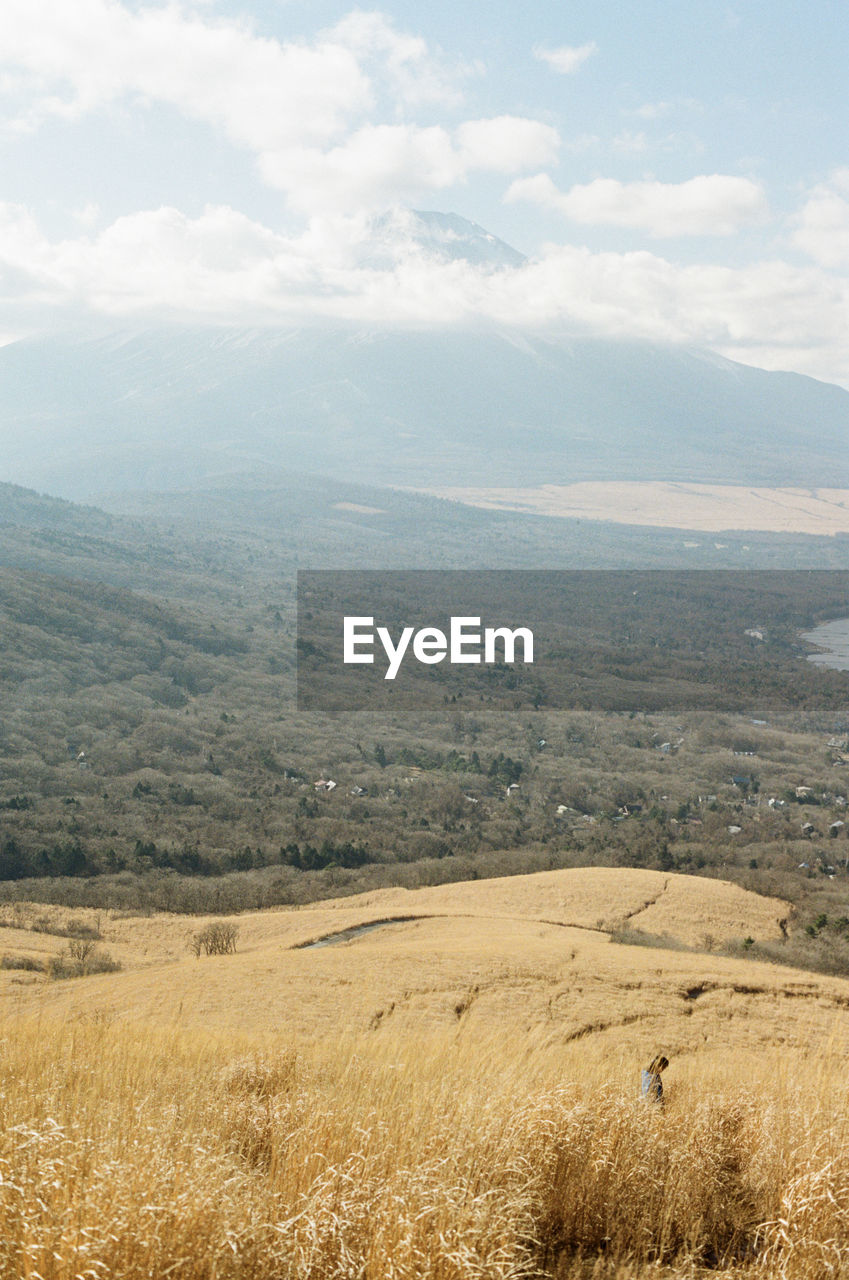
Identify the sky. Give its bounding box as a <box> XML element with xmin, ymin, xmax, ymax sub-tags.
<box><xmin>1</xmin><ymin>0</ymin><xmax>848</xmax><ymax>383</ymax></box>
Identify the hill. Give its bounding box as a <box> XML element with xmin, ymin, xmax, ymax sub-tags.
<box><xmin>0</xmin><ymin>868</ymin><xmax>816</xmax><ymax>1053</ymax></box>
<box><xmin>3</xmin><ymin>867</ymin><xmax>849</xmax><ymax>1278</ymax></box>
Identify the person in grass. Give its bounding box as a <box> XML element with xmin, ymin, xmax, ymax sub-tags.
<box><xmin>641</xmin><ymin>1054</ymin><xmax>669</xmax><ymax>1105</ymax></box>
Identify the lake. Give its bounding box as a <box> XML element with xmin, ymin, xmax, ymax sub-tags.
<box><xmin>801</xmin><ymin>617</ymin><xmax>849</xmax><ymax>671</ymax></box>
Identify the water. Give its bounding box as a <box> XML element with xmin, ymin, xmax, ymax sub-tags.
<box><xmin>297</xmin><ymin>916</ymin><xmax>418</xmax><ymax>949</ymax></box>
<box><xmin>801</xmin><ymin>618</ymin><xmax>849</xmax><ymax>671</ymax></box>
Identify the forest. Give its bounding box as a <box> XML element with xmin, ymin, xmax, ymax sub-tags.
<box><xmin>2</xmin><ymin>477</ymin><xmax>849</xmax><ymax>960</ymax></box>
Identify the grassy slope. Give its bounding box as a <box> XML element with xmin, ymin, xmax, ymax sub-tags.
<box><xmin>0</xmin><ymin>868</ymin><xmax>821</xmax><ymax>1052</ymax></box>
<box><xmin>2</xmin><ymin>867</ymin><xmax>849</xmax><ymax>1277</ymax></box>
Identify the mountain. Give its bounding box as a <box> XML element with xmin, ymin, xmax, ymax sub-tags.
<box><xmin>0</xmin><ymin>213</ymin><xmax>846</xmax><ymax>500</ymax></box>
<box><xmin>374</xmin><ymin>209</ymin><xmax>528</xmax><ymax>269</ymax></box>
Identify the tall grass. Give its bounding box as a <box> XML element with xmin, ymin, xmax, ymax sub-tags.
<box><xmin>1</xmin><ymin>1015</ymin><xmax>849</xmax><ymax>1278</ymax></box>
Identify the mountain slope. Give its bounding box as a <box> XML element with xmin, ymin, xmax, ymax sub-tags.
<box><xmin>0</xmin><ymin>323</ymin><xmax>846</xmax><ymax>498</ymax></box>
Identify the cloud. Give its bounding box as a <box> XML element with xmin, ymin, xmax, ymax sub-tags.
<box><xmin>609</xmin><ymin>131</ymin><xmax>650</xmax><ymax>154</ymax></box>
<box><xmin>793</xmin><ymin>171</ymin><xmax>849</xmax><ymax>268</ymax></box>
<box><xmin>455</xmin><ymin>117</ymin><xmax>560</xmax><ymax>173</ymax></box>
<box><xmin>261</xmin><ymin>118</ymin><xmax>559</xmax><ymax>214</ymax></box>
<box><xmin>0</xmin><ymin>2</ymin><xmax>556</xmax><ymax>213</ymax></box>
<box><xmin>630</xmin><ymin>98</ymin><xmax>701</xmax><ymax>121</ymax></box>
<box><xmin>1</xmin><ymin>201</ymin><xmax>847</xmax><ymax>386</ymax></box>
<box><xmin>476</xmin><ymin>246</ymin><xmax>849</xmax><ymax>384</ymax></box>
<box><xmin>72</xmin><ymin>203</ymin><xmax>102</xmax><ymax>229</ymax></box>
<box><xmin>1</xmin><ymin>0</ymin><xmax>371</xmax><ymax>146</ymax></box>
<box><xmin>506</xmin><ymin>173</ymin><xmax>768</xmax><ymax>237</ymax></box>
<box><xmin>0</xmin><ymin>6</ymin><xmax>844</xmax><ymax>388</ymax></box>
<box><xmin>533</xmin><ymin>42</ymin><xmax>598</xmax><ymax>75</ymax></box>
<box><xmin>261</xmin><ymin>127</ymin><xmax>464</xmax><ymax>215</ymax></box>
<box><xmin>328</xmin><ymin>10</ymin><xmax>469</xmax><ymax>109</ymax></box>
<box><xmin>633</xmin><ymin>101</ymin><xmax>673</xmax><ymax>120</ymax></box>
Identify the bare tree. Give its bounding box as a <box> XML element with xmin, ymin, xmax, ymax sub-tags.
<box><xmin>189</xmin><ymin>921</ymin><xmax>239</xmax><ymax>956</ymax></box>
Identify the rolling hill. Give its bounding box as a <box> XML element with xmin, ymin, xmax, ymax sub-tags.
<box><xmin>0</xmin><ymin>867</ymin><xmax>823</xmax><ymax>1057</ymax></box>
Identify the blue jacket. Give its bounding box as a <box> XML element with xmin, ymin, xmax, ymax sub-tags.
<box><xmin>641</xmin><ymin>1070</ymin><xmax>663</xmax><ymax>1103</ymax></box>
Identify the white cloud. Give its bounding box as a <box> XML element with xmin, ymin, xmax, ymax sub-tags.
<box><xmin>1</xmin><ymin>0</ymin><xmax>372</xmax><ymax>146</ymax></box>
<box><xmin>0</xmin><ymin>5</ymin><xmax>844</xmax><ymax>389</ymax></box>
<box><xmin>533</xmin><ymin>42</ymin><xmax>598</xmax><ymax>75</ymax></box>
<box><xmin>506</xmin><ymin>173</ymin><xmax>768</xmax><ymax>237</ymax></box>
<box><xmin>328</xmin><ymin>10</ymin><xmax>469</xmax><ymax>109</ymax></box>
<box><xmin>630</xmin><ymin>98</ymin><xmax>701</xmax><ymax>121</ymax></box>
<box><xmin>793</xmin><ymin>171</ymin><xmax>849</xmax><ymax>268</ymax></box>
<box><xmin>474</xmin><ymin>246</ymin><xmax>849</xmax><ymax>384</ymax></box>
<box><xmin>261</xmin><ymin>118</ymin><xmax>559</xmax><ymax>214</ymax></box>
<box><xmin>0</xmin><ymin>2</ymin><xmax>557</xmax><ymax>213</ymax></box>
<box><xmin>634</xmin><ymin>101</ymin><xmax>673</xmax><ymax>120</ymax></box>
<box><xmin>262</xmin><ymin>127</ymin><xmax>464</xmax><ymax>214</ymax></box>
<box><xmin>72</xmin><ymin>203</ymin><xmax>102</xmax><ymax>229</ymax></box>
<box><xmin>455</xmin><ymin>117</ymin><xmax>560</xmax><ymax>173</ymax></box>
<box><xmin>610</xmin><ymin>131</ymin><xmax>649</xmax><ymax>154</ymax></box>
<box><xmin>1</xmin><ymin>201</ymin><xmax>847</xmax><ymax>386</ymax></box>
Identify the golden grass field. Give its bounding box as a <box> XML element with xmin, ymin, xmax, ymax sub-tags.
<box><xmin>3</xmin><ymin>867</ymin><xmax>849</xmax><ymax>1278</ymax></box>
<box><xmin>422</xmin><ymin>482</ymin><xmax>849</xmax><ymax>535</ymax></box>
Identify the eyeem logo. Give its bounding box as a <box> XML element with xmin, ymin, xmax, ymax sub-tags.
<box><xmin>344</xmin><ymin>616</ymin><xmax>534</xmax><ymax>680</ymax></box>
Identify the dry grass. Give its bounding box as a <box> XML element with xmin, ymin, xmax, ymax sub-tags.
<box><xmin>331</xmin><ymin>868</ymin><xmax>787</xmax><ymax>947</ymax></box>
<box><xmin>0</xmin><ymin>869</ymin><xmax>796</xmax><ymax>1053</ymax></box>
<box><xmin>421</xmin><ymin>482</ymin><xmax>849</xmax><ymax>536</ymax></box>
<box><xmin>2</xmin><ymin>1017</ymin><xmax>849</xmax><ymax>1278</ymax></box>
<box><xmin>2</xmin><ymin>869</ymin><xmax>849</xmax><ymax>1277</ymax></box>
<box><xmin>0</xmin><ymin>867</ymin><xmax>788</xmax><ymax>967</ymax></box>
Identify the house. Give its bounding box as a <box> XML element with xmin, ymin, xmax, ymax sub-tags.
<box><xmin>314</xmin><ymin>779</ymin><xmax>336</xmax><ymax>792</ymax></box>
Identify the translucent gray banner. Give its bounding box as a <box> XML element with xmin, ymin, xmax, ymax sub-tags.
<box><xmin>297</xmin><ymin>570</ymin><xmax>849</xmax><ymax>716</ymax></box>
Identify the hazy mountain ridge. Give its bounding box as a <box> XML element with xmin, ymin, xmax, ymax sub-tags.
<box><xmin>0</xmin><ymin>205</ymin><xmax>845</xmax><ymax>500</ymax></box>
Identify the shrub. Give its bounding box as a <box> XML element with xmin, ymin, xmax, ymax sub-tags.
<box><xmin>0</xmin><ymin>954</ymin><xmax>43</xmax><ymax>972</ymax></box>
<box><xmin>29</xmin><ymin>914</ymin><xmax>102</xmax><ymax>940</ymax></box>
<box><xmin>189</xmin><ymin>921</ymin><xmax>239</xmax><ymax>956</ymax></box>
<box><xmin>47</xmin><ymin>943</ymin><xmax>121</xmax><ymax>979</ymax></box>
